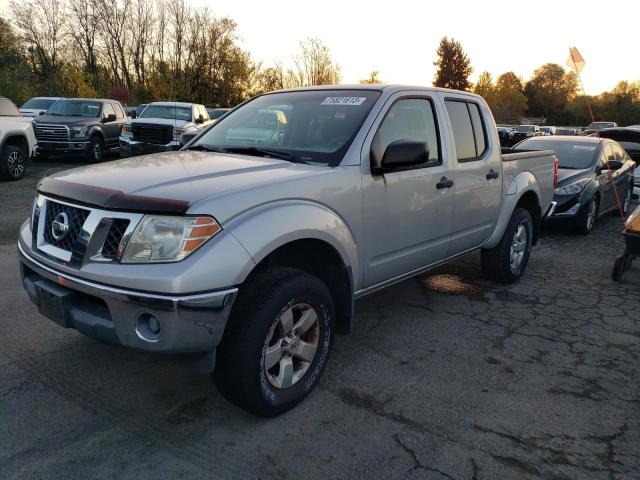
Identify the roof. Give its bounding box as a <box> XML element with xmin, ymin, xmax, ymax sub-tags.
<box><xmin>522</xmin><ymin>135</ymin><xmax>604</xmax><ymax>144</ymax></box>
<box><xmin>266</xmin><ymin>84</ymin><xmax>484</xmax><ymax>99</ymax></box>
<box><xmin>60</xmin><ymin>98</ymin><xmax>118</xmax><ymax>103</ymax></box>
<box><xmin>148</xmin><ymin>101</ymin><xmax>199</xmax><ymax>107</ymax></box>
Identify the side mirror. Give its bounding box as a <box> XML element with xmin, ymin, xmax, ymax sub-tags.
<box><xmin>130</xmin><ymin>111</ymin><xmax>137</xmax><ymax>119</ymax></box>
<box><xmin>180</xmin><ymin>131</ymin><xmax>199</xmax><ymax>147</ymax></box>
<box><xmin>103</xmin><ymin>113</ymin><xmax>117</xmax><ymax>123</ymax></box>
<box><xmin>39</xmin><ymin>111</ymin><xmax>45</xmax><ymax>116</ymax></box>
<box><xmin>373</xmin><ymin>140</ymin><xmax>429</xmax><ymax>173</ymax></box>
<box><xmin>196</xmin><ymin>114</ymin><xmax>205</xmax><ymax>124</ymax></box>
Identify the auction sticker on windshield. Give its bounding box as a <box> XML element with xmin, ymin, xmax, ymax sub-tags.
<box><xmin>321</xmin><ymin>97</ymin><xmax>367</xmax><ymax>106</ymax></box>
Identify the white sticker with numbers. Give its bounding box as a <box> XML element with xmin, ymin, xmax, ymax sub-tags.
<box><xmin>321</xmin><ymin>97</ymin><xmax>367</xmax><ymax>106</ymax></box>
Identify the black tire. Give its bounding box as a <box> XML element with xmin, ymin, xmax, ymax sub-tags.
<box><xmin>612</xmin><ymin>256</ymin><xmax>625</xmax><ymax>282</ymax></box>
<box><xmin>574</xmin><ymin>196</ymin><xmax>598</xmax><ymax>235</ymax></box>
<box><xmin>0</xmin><ymin>145</ymin><xmax>27</xmax><ymax>181</ymax></box>
<box><xmin>622</xmin><ymin>185</ymin><xmax>632</xmax><ymax>216</ymax></box>
<box><xmin>214</xmin><ymin>267</ymin><xmax>335</xmax><ymax>417</ymax></box>
<box><xmin>481</xmin><ymin>207</ymin><xmax>533</xmax><ymax>284</ymax></box>
<box><xmin>87</xmin><ymin>136</ymin><xmax>104</xmax><ymax>163</ymax></box>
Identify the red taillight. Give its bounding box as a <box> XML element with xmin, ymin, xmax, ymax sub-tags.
<box><xmin>553</xmin><ymin>157</ymin><xmax>559</xmax><ymax>188</ymax></box>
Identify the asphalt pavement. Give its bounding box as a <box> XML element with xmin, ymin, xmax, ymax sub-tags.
<box><xmin>1</xmin><ymin>156</ymin><xmax>638</xmax><ymax>479</ymax></box>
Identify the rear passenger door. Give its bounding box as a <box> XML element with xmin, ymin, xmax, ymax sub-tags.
<box><xmin>362</xmin><ymin>94</ymin><xmax>455</xmax><ymax>287</ymax></box>
<box><xmin>442</xmin><ymin>95</ymin><xmax>502</xmax><ymax>254</ymax></box>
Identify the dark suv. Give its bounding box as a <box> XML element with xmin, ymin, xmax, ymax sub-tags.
<box><xmin>33</xmin><ymin>98</ymin><xmax>126</xmax><ymax>162</ymax></box>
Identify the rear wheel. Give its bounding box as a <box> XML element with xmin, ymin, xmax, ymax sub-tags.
<box><xmin>622</xmin><ymin>186</ymin><xmax>632</xmax><ymax>216</ymax></box>
<box><xmin>481</xmin><ymin>207</ymin><xmax>533</xmax><ymax>284</ymax></box>
<box><xmin>0</xmin><ymin>145</ymin><xmax>27</xmax><ymax>181</ymax></box>
<box><xmin>574</xmin><ymin>196</ymin><xmax>598</xmax><ymax>235</ymax></box>
<box><xmin>214</xmin><ymin>268</ymin><xmax>334</xmax><ymax>417</ymax></box>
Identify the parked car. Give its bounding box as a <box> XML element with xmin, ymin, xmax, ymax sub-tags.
<box><xmin>497</xmin><ymin>126</ymin><xmax>515</xmax><ymax>146</ymax></box>
<box><xmin>120</xmin><ymin>102</ymin><xmax>212</xmax><ymax>156</ymax></box>
<box><xmin>19</xmin><ymin>97</ymin><xmax>61</xmax><ymax>117</ymax></box>
<box><xmin>19</xmin><ymin>85</ymin><xmax>556</xmax><ymax>416</ymax></box>
<box><xmin>515</xmin><ymin>136</ymin><xmax>635</xmax><ymax>234</ymax></box>
<box><xmin>512</xmin><ymin>125</ymin><xmax>542</xmax><ymax>142</ymax></box>
<box><xmin>0</xmin><ymin>97</ymin><xmax>35</xmax><ymax>180</ymax></box>
<box><xmin>555</xmin><ymin>127</ymin><xmax>578</xmax><ymax>136</ymax></box>
<box><xmin>595</xmin><ymin>127</ymin><xmax>640</xmax><ymax>197</ymax></box>
<box><xmin>207</xmin><ymin>107</ymin><xmax>231</xmax><ymax>122</ymax></box>
<box><xmin>580</xmin><ymin>121</ymin><xmax>618</xmax><ymax>137</ymax></box>
<box><xmin>33</xmin><ymin>98</ymin><xmax>127</xmax><ymax>162</ymax></box>
<box><xmin>540</xmin><ymin>126</ymin><xmax>556</xmax><ymax>136</ymax></box>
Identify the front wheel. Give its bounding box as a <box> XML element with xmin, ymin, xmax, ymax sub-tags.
<box><xmin>481</xmin><ymin>207</ymin><xmax>533</xmax><ymax>284</ymax></box>
<box><xmin>214</xmin><ymin>268</ymin><xmax>335</xmax><ymax>417</ymax></box>
<box><xmin>574</xmin><ymin>196</ymin><xmax>598</xmax><ymax>235</ymax></box>
<box><xmin>0</xmin><ymin>145</ymin><xmax>27</xmax><ymax>181</ymax></box>
<box><xmin>87</xmin><ymin>136</ymin><xmax>104</xmax><ymax>163</ymax></box>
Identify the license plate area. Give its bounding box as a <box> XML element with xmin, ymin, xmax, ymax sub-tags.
<box><xmin>35</xmin><ymin>279</ymin><xmax>76</xmax><ymax>328</ymax></box>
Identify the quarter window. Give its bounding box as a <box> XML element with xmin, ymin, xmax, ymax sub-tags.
<box><xmin>371</xmin><ymin>98</ymin><xmax>441</xmax><ymax>168</ymax></box>
<box><xmin>445</xmin><ymin>100</ymin><xmax>488</xmax><ymax>162</ymax></box>
<box><xmin>102</xmin><ymin>103</ymin><xmax>115</xmax><ymax>119</ymax></box>
<box><xmin>113</xmin><ymin>103</ymin><xmax>125</xmax><ymax>119</ymax></box>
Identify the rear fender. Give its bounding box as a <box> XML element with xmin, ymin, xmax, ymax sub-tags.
<box><xmin>483</xmin><ymin>171</ymin><xmax>541</xmax><ymax>249</ymax></box>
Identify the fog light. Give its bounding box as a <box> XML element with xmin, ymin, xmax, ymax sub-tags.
<box><xmin>135</xmin><ymin>312</ymin><xmax>163</xmax><ymax>342</ymax></box>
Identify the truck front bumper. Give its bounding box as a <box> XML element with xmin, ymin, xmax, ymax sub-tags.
<box><xmin>119</xmin><ymin>136</ymin><xmax>181</xmax><ymax>156</ymax></box>
<box><xmin>35</xmin><ymin>141</ymin><xmax>90</xmax><ymax>155</ymax></box>
<box><xmin>19</xmin><ymin>243</ymin><xmax>238</xmax><ymax>355</ymax></box>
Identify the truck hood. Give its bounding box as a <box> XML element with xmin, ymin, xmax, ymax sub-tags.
<box><xmin>129</xmin><ymin>117</ymin><xmax>194</xmax><ymax>128</ymax></box>
<box><xmin>34</xmin><ymin>115</ymin><xmax>98</xmax><ymax>127</ymax></box>
<box><xmin>37</xmin><ymin>150</ymin><xmax>328</xmax><ymax>215</ymax></box>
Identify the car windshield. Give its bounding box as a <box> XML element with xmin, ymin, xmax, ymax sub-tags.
<box><xmin>517</xmin><ymin>140</ymin><xmax>598</xmax><ymax>169</ymax></box>
<box><xmin>516</xmin><ymin>126</ymin><xmax>535</xmax><ymax>133</ymax></box>
<box><xmin>208</xmin><ymin>108</ymin><xmax>230</xmax><ymax>120</ymax></box>
<box><xmin>48</xmin><ymin>100</ymin><xmax>101</xmax><ymax>117</ymax></box>
<box><xmin>21</xmin><ymin>98</ymin><xmax>58</xmax><ymax>110</ymax></box>
<box><xmin>587</xmin><ymin>122</ymin><xmax>614</xmax><ymax>129</ymax></box>
<box><xmin>192</xmin><ymin>89</ymin><xmax>381</xmax><ymax>164</ymax></box>
<box><xmin>140</xmin><ymin>105</ymin><xmax>192</xmax><ymax>121</ymax></box>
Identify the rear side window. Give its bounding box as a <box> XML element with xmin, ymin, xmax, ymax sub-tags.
<box><xmin>113</xmin><ymin>103</ymin><xmax>125</xmax><ymax>119</ymax></box>
<box><xmin>371</xmin><ymin>98</ymin><xmax>441</xmax><ymax>167</ymax></box>
<box><xmin>445</xmin><ymin>100</ymin><xmax>488</xmax><ymax>162</ymax></box>
<box><xmin>102</xmin><ymin>103</ymin><xmax>115</xmax><ymax>118</ymax></box>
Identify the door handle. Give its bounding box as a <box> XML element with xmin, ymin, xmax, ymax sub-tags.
<box><xmin>436</xmin><ymin>177</ymin><xmax>454</xmax><ymax>190</ymax></box>
<box><xmin>486</xmin><ymin>169</ymin><xmax>499</xmax><ymax>180</ymax></box>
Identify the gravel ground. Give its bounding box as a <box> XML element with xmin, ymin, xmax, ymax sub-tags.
<box><xmin>1</xmin><ymin>156</ymin><xmax>639</xmax><ymax>479</ymax></box>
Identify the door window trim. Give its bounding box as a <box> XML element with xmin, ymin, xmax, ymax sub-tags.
<box><xmin>370</xmin><ymin>95</ymin><xmax>443</xmax><ymax>174</ymax></box>
<box><xmin>444</xmin><ymin>97</ymin><xmax>489</xmax><ymax>163</ymax></box>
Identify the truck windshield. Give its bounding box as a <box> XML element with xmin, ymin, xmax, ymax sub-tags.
<box><xmin>140</xmin><ymin>105</ymin><xmax>192</xmax><ymax>121</ymax></box>
<box><xmin>517</xmin><ymin>139</ymin><xmax>598</xmax><ymax>169</ymax></box>
<box><xmin>192</xmin><ymin>89</ymin><xmax>382</xmax><ymax>164</ymax></box>
<box><xmin>48</xmin><ymin>100</ymin><xmax>101</xmax><ymax>117</ymax></box>
<box><xmin>21</xmin><ymin>98</ymin><xmax>58</xmax><ymax>110</ymax></box>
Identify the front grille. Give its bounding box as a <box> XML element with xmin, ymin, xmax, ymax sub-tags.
<box><xmin>34</xmin><ymin>124</ymin><xmax>69</xmax><ymax>142</ymax></box>
<box><xmin>42</xmin><ymin>201</ymin><xmax>90</xmax><ymax>252</ymax></box>
<box><xmin>132</xmin><ymin>124</ymin><xmax>173</xmax><ymax>145</ymax></box>
<box><xmin>102</xmin><ymin>219</ymin><xmax>130</xmax><ymax>259</ymax></box>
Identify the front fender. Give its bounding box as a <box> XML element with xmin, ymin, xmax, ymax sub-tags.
<box><xmin>483</xmin><ymin>171</ymin><xmax>541</xmax><ymax>249</ymax></box>
<box><xmin>226</xmin><ymin>200</ymin><xmax>359</xmax><ymax>284</ymax></box>
<box><xmin>87</xmin><ymin>125</ymin><xmax>103</xmax><ymax>139</ymax></box>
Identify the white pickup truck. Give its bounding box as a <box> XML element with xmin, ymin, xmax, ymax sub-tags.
<box><xmin>19</xmin><ymin>86</ymin><xmax>556</xmax><ymax>416</ymax></box>
<box><xmin>1</xmin><ymin>97</ymin><xmax>35</xmax><ymax>181</ymax></box>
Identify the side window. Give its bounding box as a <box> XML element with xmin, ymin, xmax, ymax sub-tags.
<box><xmin>102</xmin><ymin>103</ymin><xmax>115</xmax><ymax>119</ymax></box>
<box><xmin>613</xmin><ymin>144</ymin><xmax>626</xmax><ymax>161</ymax></box>
<box><xmin>200</xmin><ymin>105</ymin><xmax>209</xmax><ymax>121</ymax></box>
<box><xmin>113</xmin><ymin>103</ymin><xmax>125</xmax><ymax>119</ymax></box>
<box><xmin>371</xmin><ymin>98</ymin><xmax>441</xmax><ymax>168</ymax></box>
<box><xmin>468</xmin><ymin>103</ymin><xmax>487</xmax><ymax>157</ymax></box>
<box><xmin>445</xmin><ymin>100</ymin><xmax>476</xmax><ymax>161</ymax></box>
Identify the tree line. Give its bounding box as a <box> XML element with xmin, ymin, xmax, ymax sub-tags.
<box><xmin>0</xmin><ymin>0</ymin><xmax>341</xmax><ymax>107</ymax></box>
<box><xmin>434</xmin><ymin>37</ymin><xmax>640</xmax><ymax>126</ymax></box>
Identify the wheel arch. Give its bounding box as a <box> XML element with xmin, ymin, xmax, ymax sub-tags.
<box><xmin>2</xmin><ymin>134</ymin><xmax>29</xmax><ymax>155</ymax></box>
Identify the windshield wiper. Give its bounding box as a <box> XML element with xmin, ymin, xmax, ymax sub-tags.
<box><xmin>184</xmin><ymin>144</ymin><xmax>227</xmax><ymax>152</ymax></box>
<box><xmin>221</xmin><ymin>146</ymin><xmax>299</xmax><ymax>162</ymax></box>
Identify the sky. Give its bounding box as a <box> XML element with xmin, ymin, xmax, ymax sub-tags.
<box><xmin>1</xmin><ymin>0</ymin><xmax>638</xmax><ymax>94</ymax></box>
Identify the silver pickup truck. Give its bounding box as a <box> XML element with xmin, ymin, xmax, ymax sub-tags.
<box><xmin>18</xmin><ymin>86</ymin><xmax>556</xmax><ymax>416</ymax></box>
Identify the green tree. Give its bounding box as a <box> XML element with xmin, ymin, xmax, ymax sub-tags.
<box><xmin>0</xmin><ymin>16</ymin><xmax>34</xmax><ymax>103</ymax></box>
<box><xmin>433</xmin><ymin>36</ymin><xmax>472</xmax><ymax>91</ymax></box>
<box><xmin>473</xmin><ymin>71</ymin><xmax>495</xmax><ymax>105</ymax></box>
<box><xmin>493</xmin><ymin>72</ymin><xmax>528</xmax><ymax>123</ymax></box>
<box><xmin>524</xmin><ymin>63</ymin><xmax>578</xmax><ymax>117</ymax></box>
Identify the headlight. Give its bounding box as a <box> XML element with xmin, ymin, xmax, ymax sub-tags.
<box><xmin>70</xmin><ymin>126</ymin><xmax>88</xmax><ymax>137</ymax></box>
<box><xmin>173</xmin><ymin>127</ymin><xmax>186</xmax><ymax>140</ymax></box>
<box><xmin>121</xmin><ymin>216</ymin><xmax>221</xmax><ymax>263</ymax></box>
<box><xmin>121</xmin><ymin>124</ymin><xmax>132</xmax><ymax>135</ymax></box>
<box><xmin>554</xmin><ymin>178</ymin><xmax>590</xmax><ymax>196</ymax></box>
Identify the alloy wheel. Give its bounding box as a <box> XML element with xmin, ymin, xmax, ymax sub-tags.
<box><xmin>509</xmin><ymin>222</ymin><xmax>528</xmax><ymax>273</ymax></box>
<box><xmin>263</xmin><ymin>303</ymin><xmax>320</xmax><ymax>389</ymax></box>
<box><xmin>7</xmin><ymin>150</ymin><xmax>25</xmax><ymax>178</ymax></box>
<box><xmin>586</xmin><ymin>199</ymin><xmax>597</xmax><ymax>231</ymax></box>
